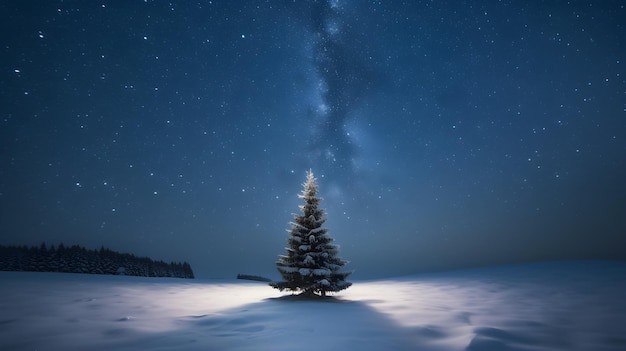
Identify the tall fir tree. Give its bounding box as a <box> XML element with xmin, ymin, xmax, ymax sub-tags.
<box><xmin>270</xmin><ymin>170</ymin><xmax>351</xmax><ymax>296</ymax></box>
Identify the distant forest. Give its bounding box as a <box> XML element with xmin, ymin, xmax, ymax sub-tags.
<box><xmin>0</xmin><ymin>243</ymin><xmax>194</xmax><ymax>279</ymax></box>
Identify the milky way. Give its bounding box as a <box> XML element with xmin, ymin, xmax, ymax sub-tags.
<box><xmin>297</xmin><ymin>0</ymin><xmax>383</xmax><ymax>180</ymax></box>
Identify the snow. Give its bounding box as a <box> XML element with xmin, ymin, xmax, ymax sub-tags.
<box><xmin>303</xmin><ymin>255</ymin><xmax>314</xmax><ymax>264</ymax></box>
<box><xmin>1</xmin><ymin>260</ymin><xmax>625</xmax><ymax>350</ymax></box>
<box><xmin>309</xmin><ymin>227</ymin><xmax>326</xmax><ymax>234</ymax></box>
<box><xmin>312</xmin><ymin>268</ymin><xmax>330</xmax><ymax>276</ymax></box>
<box><xmin>277</xmin><ymin>265</ymin><xmax>298</xmax><ymax>273</ymax></box>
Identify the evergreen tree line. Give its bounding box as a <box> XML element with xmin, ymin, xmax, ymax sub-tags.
<box><xmin>0</xmin><ymin>243</ymin><xmax>194</xmax><ymax>279</ymax></box>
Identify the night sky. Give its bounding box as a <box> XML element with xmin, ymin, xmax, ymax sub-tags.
<box><xmin>1</xmin><ymin>1</ymin><xmax>625</xmax><ymax>279</ymax></box>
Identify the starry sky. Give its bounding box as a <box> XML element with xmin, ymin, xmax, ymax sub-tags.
<box><xmin>1</xmin><ymin>1</ymin><xmax>625</xmax><ymax>279</ymax></box>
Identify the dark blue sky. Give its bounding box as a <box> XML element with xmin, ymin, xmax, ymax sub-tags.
<box><xmin>1</xmin><ymin>1</ymin><xmax>625</xmax><ymax>279</ymax></box>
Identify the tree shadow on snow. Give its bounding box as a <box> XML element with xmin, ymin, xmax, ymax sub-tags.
<box><xmin>179</xmin><ymin>294</ymin><xmax>425</xmax><ymax>351</ymax></box>
<box><xmin>104</xmin><ymin>294</ymin><xmax>440</xmax><ymax>351</ymax></box>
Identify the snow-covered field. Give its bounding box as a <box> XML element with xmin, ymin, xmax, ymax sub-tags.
<box><xmin>1</xmin><ymin>261</ymin><xmax>625</xmax><ymax>351</ymax></box>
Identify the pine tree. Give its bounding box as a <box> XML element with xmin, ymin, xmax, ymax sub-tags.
<box><xmin>270</xmin><ymin>170</ymin><xmax>351</xmax><ymax>296</ymax></box>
